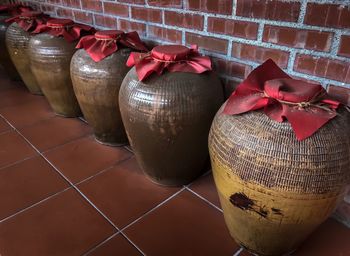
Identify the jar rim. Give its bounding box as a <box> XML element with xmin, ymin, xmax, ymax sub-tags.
<box><xmin>151</xmin><ymin>45</ymin><xmax>191</xmax><ymax>61</ymax></box>
<box><xmin>95</xmin><ymin>30</ymin><xmax>124</xmax><ymax>40</ymax></box>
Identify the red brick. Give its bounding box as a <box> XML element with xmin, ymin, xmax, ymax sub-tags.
<box><xmin>103</xmin><ymin>2</ymin><xmax>129</xmax><ymax>17</ymax></box>
<box><xmin>327</xmin><ymin>85</ymin><xmax>350</xmax><ymax>107</ymax></box>
<box><xmin>186</xmin><ymin>33</ymin><xmax>228</xmax><ymax>54</ymax></box>
<box><xmin>74</xmin><ymin>10</ymin><xmax>93</xmax><ymax>24</ymax></box>
<box><xmin>236</xmin><ymin>0</ymin><xmax>300</xmax><ymax>22</ymax></box>
<box><xmin>47</xmin><ymin>0</ymin><xmax>61</xmax><ymax>4</ymax></box>
<box><xmin>338</xmin><ymin>35</ymin><xmax>350</xmax><ymax>58</ymax></box>
<box><xmin>212</xmin><ymin>58</ymin><xmax>252</xmax><ymax>79</ymax></box>
<box><xmin>294</xmin><ymin>54</ymin><xmax>350</xmax><ymax>83</ymax></box>
<box><xmin>61</xmin><ymin>0</ymin><xmax>81</xmax><ymax>8</ymax></box>
<box><xmin>263</xmin><ymin>25</ymin><xmax>333</xmax><ymax>52</ymax></box>
<box><xmin>232</xmin><ymin>43</ymin><xmax>289</xmax><ymax>68</ymax></box>
<box><xmin>118</xmin><ymin>19</ymin><xmax>146</xmax><ymax>36</ymax></box>
<box><xmin>56</xmin><ymin>7</ymin><xmax>74</xmax><ymax>18</ymax></box>
<box><xmin>40</xmin><ymin>4</ymin><xmax>55</xmax><ymax>14</ymax></box>
<box><xmin>81</xmin><ymin>0</ymin><xmax>102</xmax><ymax>12</ymax></box>
<box><xmin>94</xmin><ymin>14</ymin><xmax>116</xmax><ymax>28</ymax></box>
<box><xmin>208</xmin><ymin>17</ymin><xmax>258</xmax><ymax>40</ymax></box>
<box><xmin>165</xmin><ymin>11</ymin><xmax>204</xmax><ymax>30</ymax></box>
<box><xmin>131</xmin><ymin>7</ymin><xmax>162</xmax><ymax>23</ymax></box>
<box><xmin>119</xmin><ymin>0</ymin><xmax>146</xmax><ymax>4</ymax></box>
<box><xmin>148</xmin><ymin>25</ymin><xmax>182</xmax><ymax>43</ymax></box>
<box><xmin>305</xmin><ymin>3</ymin><xmax>350</xmax><ymax>29</ymax></box>
<box><xmin>148</xmin><ymin>0</ymin><xmax>182</xmax><ymax>8</ymax></box>
<box><xmin>185</xmin><ymin>0</ymin><xmax>233</xmax><ymax>15</ymax></box>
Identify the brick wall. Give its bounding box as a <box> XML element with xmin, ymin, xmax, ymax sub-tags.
<box><xmin>5</xmin><ymin>0</ymin><xmax>350</xmax><ymax>226</ymax></box>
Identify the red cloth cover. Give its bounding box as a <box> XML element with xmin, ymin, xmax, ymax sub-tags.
<box><xmin>32</xmin><ymin>18</ymin><xmax>94</xmax><ymax>42</ymax></box>
<box><xmin>76</xmin><ymin>30</ymin><xmax>148</xmax><ymax>62</ymax></box>
<box><xmin>0</xmin><ymin>4</ymin><xmax>32</xmax><ymax>16</ymax></box>
<box><xmin>5</xmin><ymin>11</ymin><xmax>47</xmax><ymax>32</ymax></box>
<box><xmin>126</xmin><ymin>44</ymin><xmax>212</xmax><ymax>81</ymax></box>
<box><xmin>223</xmin><ymin>59</ymin><xmax>340</xmax><ymax>141</ymax></box>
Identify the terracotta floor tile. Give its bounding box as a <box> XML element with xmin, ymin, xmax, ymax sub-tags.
<box><xmin>0</xmin><ymin>189</ymin><xmax>115</xmax><ymax>256</ymax></box>
<box><xmin>189</xmin><ymin>172</ymin><xmax>221</xmax><ymax>208</ymax></box>
<box><xmin>0</xmin><ymin>98</ymin><xmax>55</xmax><ymax>128</ymax></box>
<box><xmin>44</xmin><ymin>136</ymin><xmax>132</xmax><ymax>183</ymax></box>
<box><xmin>125</xmin><ymin>190</ymin><xmax>239</xmax><ymax>256</ymax></box>
<box><xmin>0</xmin><ymin>87</ymin><xmax>40</xmax><ymax>109</ymax></box>
<box><xmin>19</xmin><ymin>116</ymin><xmax>92</xmax><ymax>152</ymax></box>
<box><xmin>0</xmin><ymin>131</ymin><xmax>37</xmax><ymax>169</ymax></box>
<box><xmin>0</xmin><ymin>156</ymin><xmax>69</xmax><ymax>220</ymax></box>
<box><xmin>0</xmin><ymin>117</ymin><xmax>11</xmax><ymax>134</ymax></box>
<box><xmin>0</xmin><ymin>77</ymin><xmax>23</xmax><ymax>92</ymax></box>
<box><xmin>87</xmin><ymin>234</ymin><xmax>141</xmax><ymax>256</ymax></box>
<box><xmin>78</xmin><ymin>157</ymin><xmax>180</xmax><ymax>228</ymax></box>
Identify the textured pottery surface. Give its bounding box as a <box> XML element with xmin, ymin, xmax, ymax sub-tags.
<box><xmin>120</xmin><ymin>68</ymin><xmax>224</xmax><ymax>186</ymax></box>
<box><xmin>5</xmin><ymin>22</ymin><xmax>41</xmax><ymax>93</ymax></box>
<box><xmin>71</xmin><ymin>48</ymin><xmax>130</xmax><ymax>146</ymax></box>
<box><xmin>0</xmin><ymin>14</ymin><xmax>20</xmax><ymax>81</ymax></box>
<box><xmin>209</xmin><ymin>105</ymin><xmax>350</xmax><ymax>256</ymax></box>
<box><xmin>29</xmin><ymin>33</ymin><xmax>81</xmax><ymax>117</ymax></box>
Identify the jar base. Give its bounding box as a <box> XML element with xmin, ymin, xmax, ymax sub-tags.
<box><xmin>144</xmin><ymin>174</ymin><xmax>194</xmax><ymax>187</ymax></box>
<box><xmin>55</xmin><ymin>113</ymin><xmax>82</xmax><ymax>118</ymax></box>
<box><xmin>240</xmin><ymin>243</ymin><xmax>297</xmax><ymax>256</ymax></box>
<box><xmin>94</xmin><ymin>137</ymin><xmax>128</xmax><ymax>147</ymax></box>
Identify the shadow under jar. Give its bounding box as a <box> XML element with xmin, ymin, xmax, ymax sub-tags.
<box><xmin>5</xmin><ymin>12</ymin><xmax>43</xmax><ymax>94</ymax></box>
<box><xmin>209</xmin><ymin>71</ymin><xmax>350</xmax><ymax>255</ymax></box>
<box><xmin>119</xmin><ymin>45</ymin><xmax>224</xmax><ymax>186</ymax></box>
<box><xmin>29</xmin><ymin>19</ymin><xmax>84</xmax><ymax>117</ymax></box>
<box><xmin>71</xmin><ymin>30</ymin><xmax>139</xmax><ymax>146</ymax></box>
<box><xmin>0</xmin><ymin>13</ymin><xmax>20</xmax><ymax>80</ymax></box>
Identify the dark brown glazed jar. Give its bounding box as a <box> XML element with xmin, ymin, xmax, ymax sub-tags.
<box><xmin>0</xmin><ymin>13</ymin><xmax>20</xmax><ymax>80</ymax></box>
<box><xmin>71</xmin><ymin>30</ymin><xmax>147</xmax><ymax>146</ymax></box>
<box><xmin>119</xmin><ymin>45</ymin><xmax>224</xmax><ymax>186</ymax></box>
<box><xmin>5</xmin><ymin>12</ymin><xmax>43</xmax><ymax>93</ymax></box>
<box><xmin>29</xmin><ymin>19</ymin><xmax>87</xmax><ymax>117</ymax></box>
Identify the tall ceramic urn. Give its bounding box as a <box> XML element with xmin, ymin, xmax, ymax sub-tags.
<box><xmin>208</xmin><ymin>59</ymin><xmax>350</xmax><ymax>256</ymax></box>
<box><xmin>71</xmin><ymin>30</ymin><xmax>148</xmax><ymax>146</ymax></box>
<box><xmin>5</xmin><ymin>11</ymin><xmax>45</xmax><ymax>93</ymax></box>
<box><xmin>0</xmin><ymin>4</ymin><xmax>28</xmax><ymax>80</ymax></box>
<box><xmin>29</xmin><ymin>18</ymin><xmax>94</xmax><ymax>117</ymax></box>
<box><xmin>119</xmin><ymin>45</ymin><xmax>224</xmax><ymax>186</ymax></box>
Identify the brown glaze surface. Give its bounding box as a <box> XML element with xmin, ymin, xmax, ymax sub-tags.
<box><xmin>5</xmin><ymin>22</ymin><xmax>41</xmax><ymax>93</ymax></box>
<box><xmin>0</xmin><ymin>15</ymin><xmax>20</xmax><ymax>81</ymax></box>
<box><xmin>71</xmin><ymin>48</ymin><xmax>130</xmax><ymax>146</ymax></box>
<box><xmin>119</xmin><ymin>68</ymin><xmax>224</xmax><ymax>186</ymax></box>
<box><xmin>29</xmin><ymin>33</ymin><xmax>81</xmax><ymax>117</ymax></box>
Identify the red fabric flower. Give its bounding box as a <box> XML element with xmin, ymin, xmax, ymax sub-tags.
<box><xmin>32</xmin><ymin>18</ymin><xmax>95</xmax><ymax>43</ymax></box>
<box><xmin>5</xmin><ymin>11</ymin><xmax>48</xmax><ymax>32</ymax></box>
<box><xmin>76</xmin><ymin>30</ymin><xmax>148</xmax><ymax>62</ymax></box>
<box><xmin>0</xmin><ymin>4</ymin><xmax>32</xmax><ymax>16</ymax></box>
<box><xmin>223</xmin><ymin>59</ymin><xmax>340</xmax><ymax>141</ymax></box>
<box><xmin>126</xmin><ymin>44</ymin><xmax>212</xmax><ymax>81</ymax></box>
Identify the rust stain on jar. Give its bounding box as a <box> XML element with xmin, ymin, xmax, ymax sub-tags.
<box><xmin>230</xmin><ymin>192</ymin><xmax>270</xmax><ymax>218</ymax></box>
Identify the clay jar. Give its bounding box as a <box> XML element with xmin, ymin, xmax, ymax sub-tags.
<box><xmin>71</xmin><ymin>31</ymin><xmax>131</xmax><ymax>146</ymax></box>
<box><xmin>119</xmin><ymin>45</ymin><xmax>224</xmax><ymax>186</ymax></box>
<box><xmin>209</xmin><ymin>103</ymin><xmax>350</xmax><ymax>255</ymax></box>
<box><xmin>5</xmin><ymin>11</ymin><xmax>42</xmax><ymax>93</ymax></box>
<box><xmin>29</xmin><ymin>19</ymin><xmax>81</xmax><ymax>117</ymax></box>
<box><xmin>0</xmin><ymin>13</ymin><xmax>20</xmax><ymax>80</ymax></box>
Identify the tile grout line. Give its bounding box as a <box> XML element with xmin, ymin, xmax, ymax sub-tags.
<box><xmin>82</xmin><ymin>232</ymin><xmax>121</xmax><ymax>256</ymax></box>
<box><xmin>233</xmin><ymin>247</ymin><xmax>244</xmax><ymax>256</ymax></box>
<box><xmin>1</xmin><ymin>114</ymin><xmax>146</xmax><ymax>256</ymax></box>
<box><xmin>185</xmin><ymin>187</ymin><xmax>223</xmax><ymax>213</ymax></box>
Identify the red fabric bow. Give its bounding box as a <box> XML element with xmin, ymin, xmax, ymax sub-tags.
<box><xmin>0</xmin><ymin>4</ymin><xmax>32</xmax><ymax>16</ymax></box>
<box><xmin>223</xmin><ymin>59</ymin><xmax>340</xmax><ymax>141</ymax></box>
<box><xmin>32</xmin><ymin>18</ymin><xmax>94</xmax><ymax>43</ymax></box>
<box><xmin>5</xmin><ymin>11</ymin><xmax>47</xmax><ymax>32</ymax></box>
<box><xmin>126</xmin><ymin>44</ymin><xmax>212</xmax><ymax>81</ymax></box>
<box><xmin>76</xmin><ymin>30</ymin><xmax>148</xmax><ymax>62</ymax></box>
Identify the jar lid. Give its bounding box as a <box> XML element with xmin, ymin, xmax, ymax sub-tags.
<box><xmin>20</xmin><ymin>11</ymin><xmax>42</xmax><ymax>18</ymax></box>
<box><xmin>95</xmin><ymin>30</ymin><xmax>124</xmax><ymax>40</ymax></box>
<box><xmin>47</xmin><ymin>18</ymin><xmax>74</xmax><ymax>28</ymax></box>
<box><xmin>151</xmin><ymin>45</ymin><xmax>191</xmax><ymax>62</ymax></box>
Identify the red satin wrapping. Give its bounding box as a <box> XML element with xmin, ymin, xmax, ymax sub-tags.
<box><xmin>223</xmin><ymin>59</ymin><xmax>340</xmax><ymax>141</ymax></box>
<box><xmin>32</xmin><ymin>18</ymin><xmax>94</xmax><ymax>43</ymax></box>
<box><xmin>126</xmin><ymin>44</ymin><xmax>212</xmax><ymax>81</ymax></box>
<box><xmin>0</xmin><ymin>4</ymin><xmax>32</xmax><ymax>16</ymax></box>
<box><xmin>5</xmin><ymin>11</ymin><xmax>47</xmax><ymax>32</ymax></box>
<box><xmin>76</xmin><ymin>30</ymin><xmax>148</xmax><ymax>62</ymax></box>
